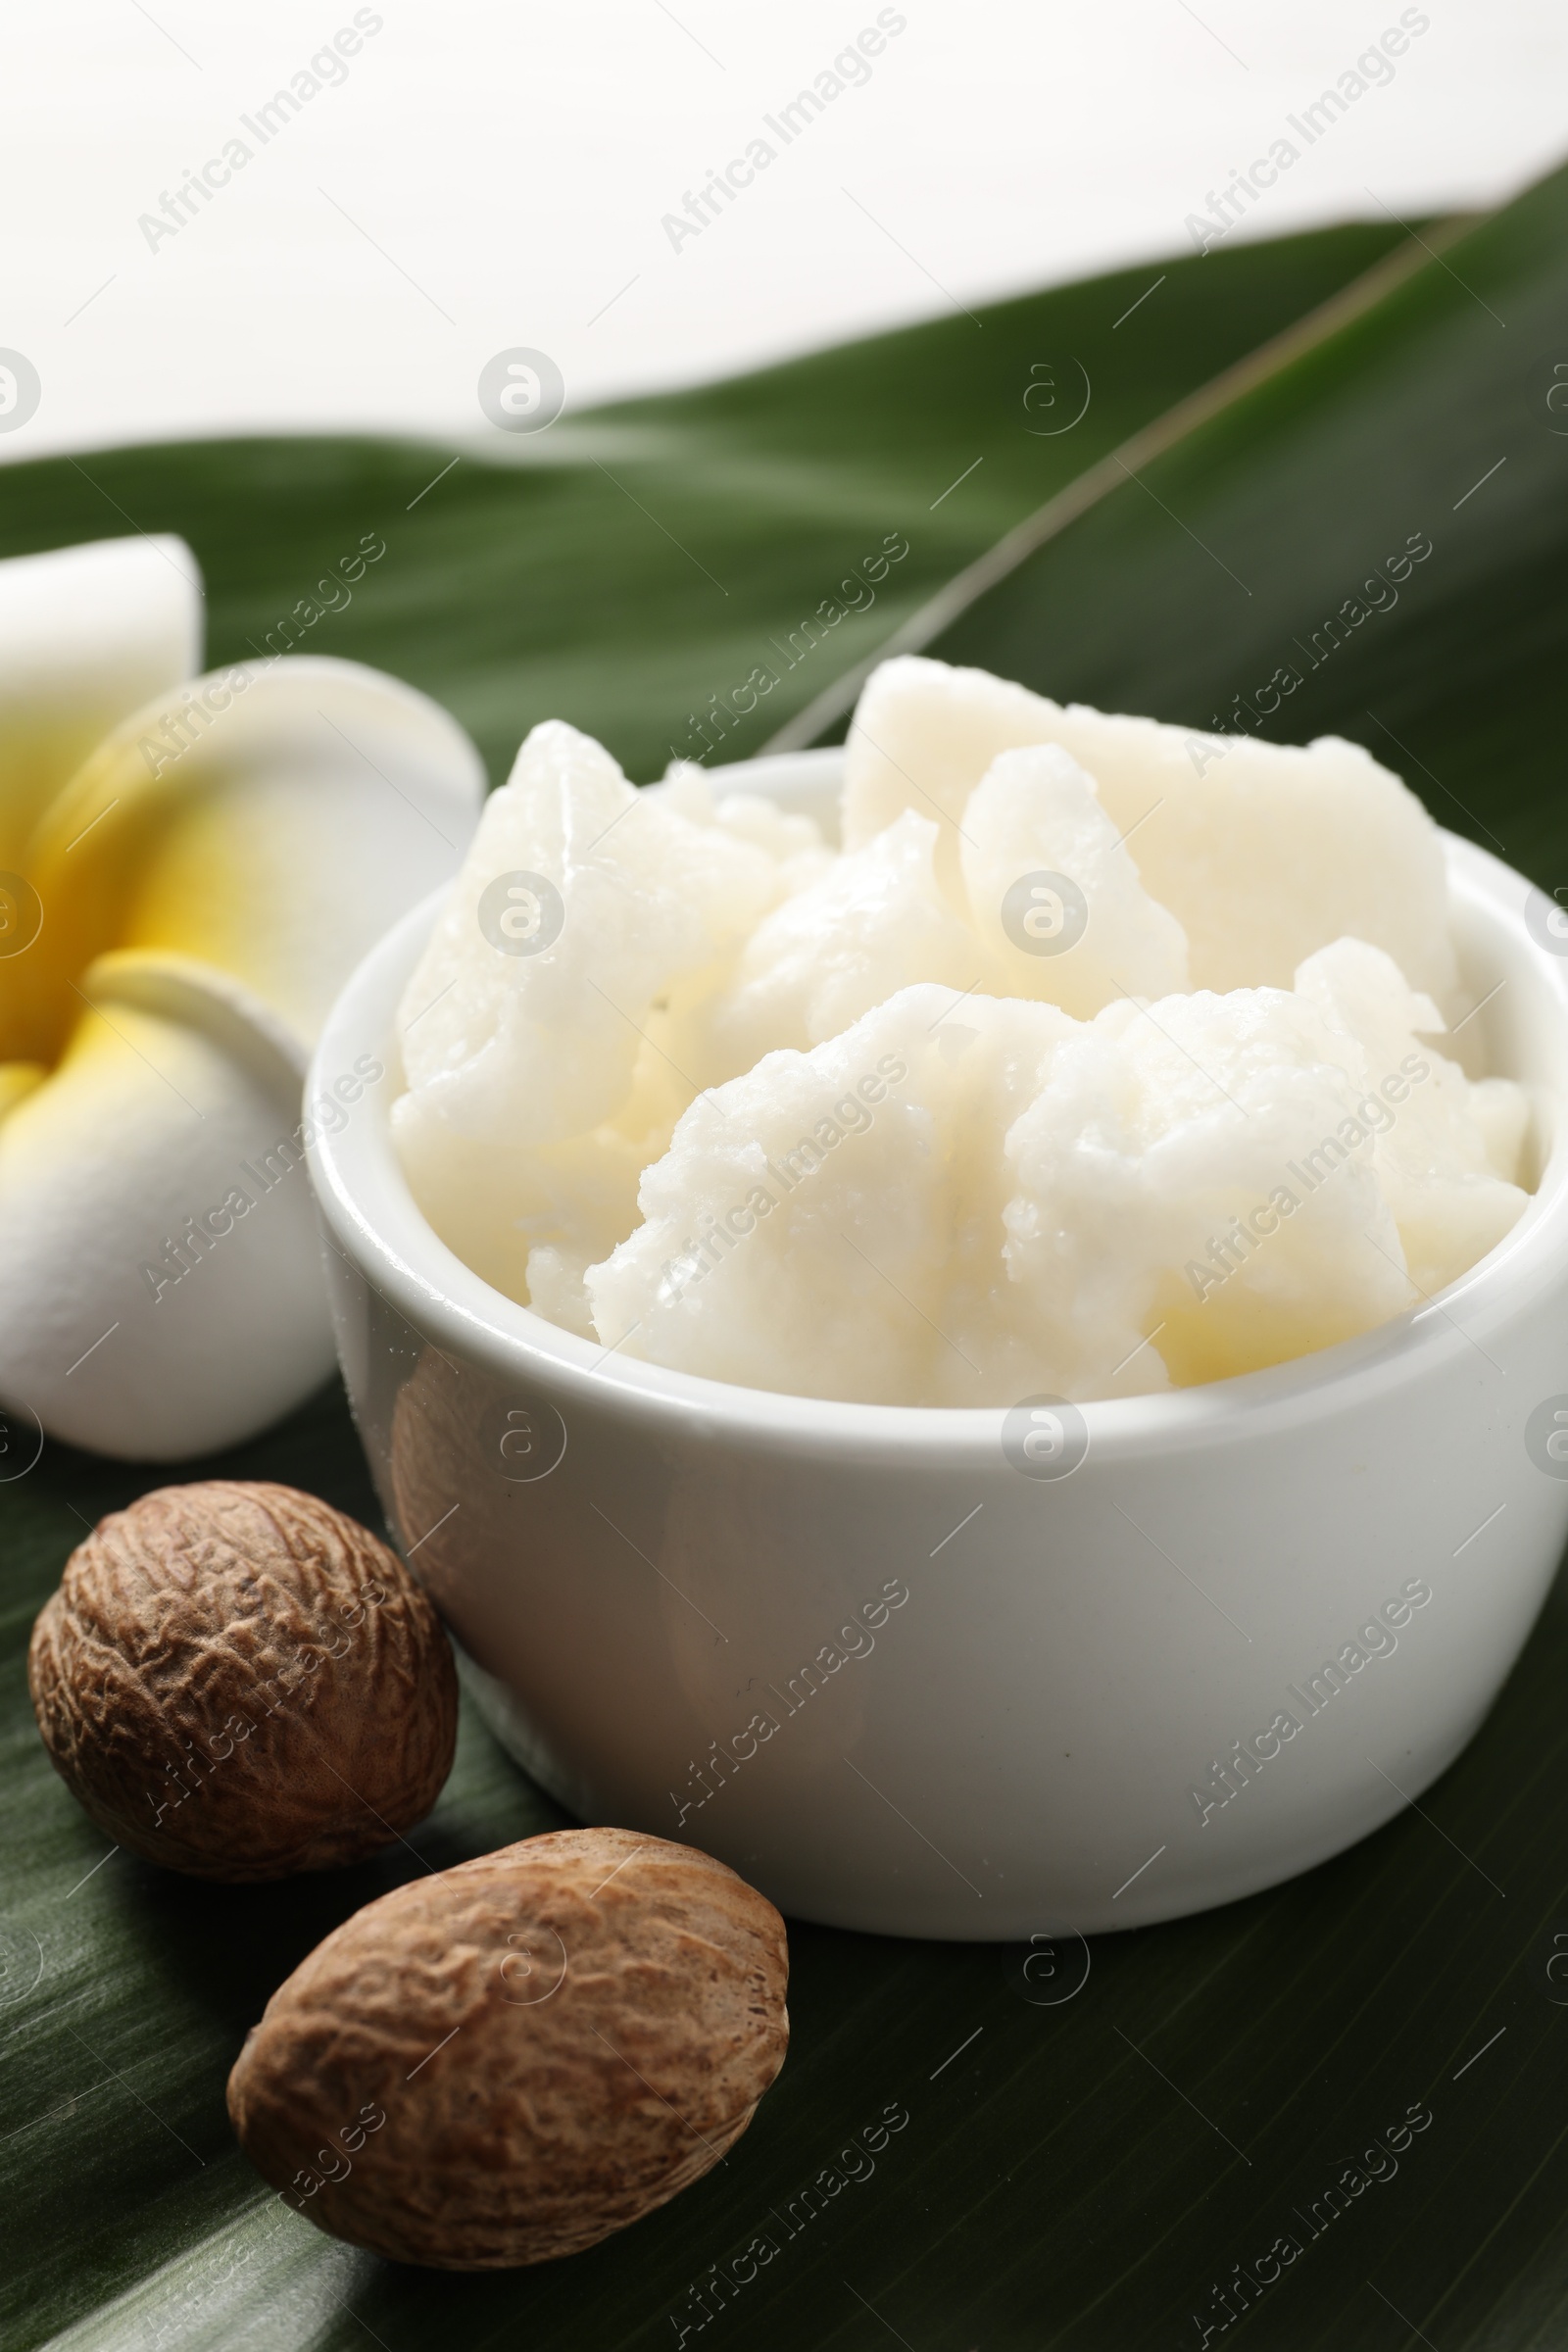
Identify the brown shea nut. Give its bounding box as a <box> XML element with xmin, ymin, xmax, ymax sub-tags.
<box><xmin>28</xmin><ymin>1480</ymin><xmax>458</xmax><ymax>1881</ymax></box>
<box><xmin>226</xmin><ymin>1827</ymin><xmax>789</xmax><ymax>2268</ymax></box>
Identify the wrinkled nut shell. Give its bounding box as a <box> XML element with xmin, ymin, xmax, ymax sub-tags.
<box><xmin>226</xmin><ymin>1827</ymin><xmax>790</xmax><ymax>2268</ymax></box>
<box><xmin>28</xmin><ymin>1480</ymin><xmax>458</xmax><ymax>1881</ymax></box>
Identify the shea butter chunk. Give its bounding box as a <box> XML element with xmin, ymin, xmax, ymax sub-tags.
<box><xmin>671</xmin><ymin>810</ymin><xmax>983</xmax><ymax>1089</ymax></box>
<box><xmin>1293</xmin><ymin>936</ymin><xmax>1529</xmax><ymax>1295</ymax></box>
<box><xmin>586</xmin><ymin>986</ymin><xmax>1074</xmax><ymax>1405</ymax></box>
<box><xmin>846</xmin><ymin>656</ymin><xmax>1455</xmax><ymax>1000</ymax></box>
<box><xmin>656</xmin><ymin>760</ymin><xmax>831</xmax><ymax>892</ymax></box>
<box><xmin>1003</xmin><ymin>982</ymin><xmax>1417</xmax><ymax>1394</ymax></box>
<box><xmin>392</xmin><ymin>721</ymin><xmax>774</xmax><ymax>1308</ymax></box>
<box><xmin>959</xmin><ymin>742</ymin><xmax>1188</xmax><ymax>1018</ymax></box>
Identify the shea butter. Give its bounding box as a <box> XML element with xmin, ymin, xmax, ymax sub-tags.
<box><xmin>392</xmin><ymin>658</ymin><xmax>1528</xmax><ymax>1404</ymax></box>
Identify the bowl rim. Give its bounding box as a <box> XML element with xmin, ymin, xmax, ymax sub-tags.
<box><xmin>308</xmin><ymin>754</ymin><xmax>1568</xmax><ymax>1465</ymax></box>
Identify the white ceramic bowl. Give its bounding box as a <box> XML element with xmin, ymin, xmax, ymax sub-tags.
<box><xmin>308</xmin><ymin>751</ymin><xmax>1568</xmax><ymax>1940</ymax></box>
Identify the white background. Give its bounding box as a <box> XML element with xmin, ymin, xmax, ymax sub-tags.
<box><xmin>2</xmin><ymin>0</ymin><xmax>1563</xmax><ymax>458</ymax></box>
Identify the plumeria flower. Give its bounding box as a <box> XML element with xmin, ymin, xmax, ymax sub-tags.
<box><xmin>0</xmin><ymin>535</ymin><xmax>482</xmax><ymax>1461</ymax></box>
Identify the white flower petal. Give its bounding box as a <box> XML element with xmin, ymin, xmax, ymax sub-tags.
<box><xmin>0</xmin><ymin>534</ymin><xmax>201</xmax><ymax>868</ymax></box>
<box><xmin>0</xmin><ymin>951</ymin><xmax>351</xmax><ymax>1460</ymax></box>
<box><xmin>17</xmin><ymin>655</ymin><xmax>484</xmax><ymax>1063</ymax></box>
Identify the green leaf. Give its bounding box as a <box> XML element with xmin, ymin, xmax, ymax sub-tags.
<box><xmin>0</xmin><ymin>220</ymin><xmax>1410</xmax><ymax>792</ymax></box>
<box><xmin>802</xmin><ymin>167</ymin><xmax>1568</xmax><ymax>900</ymax></box>
<box><xmin>4</xmin><ymin>197</ymin><xmax>1566</xmax><ymax>2349</ymax></box>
